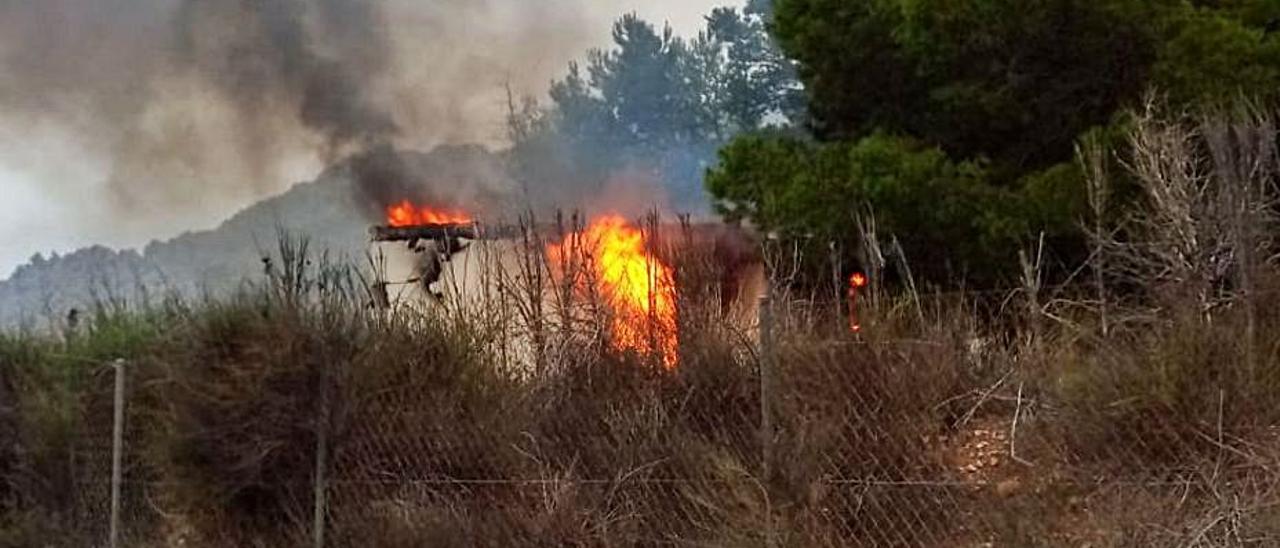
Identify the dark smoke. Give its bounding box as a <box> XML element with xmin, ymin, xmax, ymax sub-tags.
<box><xmin>348</xmin><ymin>144</ymin><xmax>413</xmax><ymax>212</ymax></box>
<box><xmin>347</xmin><ymin>143</ymin><xmax>512</xmax><ymax>220</ymax></box>
<box><xmin>0</xmin><ymin>0</ymin><xmax>717</xmax><ymax>242</ymax></box>
<box><xmin>174</xmin><ymin>0</ymin><xmax>398</xmax><ymax>154</ymax></box>
<box><xmin>174</xmin><ymin>0</ymin><xmax>406</xmax><ymax>214</ymax></box>
<box><xmin>348</xmin><ymin>143</ymin><xmax>440</xmax><ymax>220</ymax></box>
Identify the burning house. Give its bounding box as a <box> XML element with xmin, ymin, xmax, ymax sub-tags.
<box><xmin>368</xmin><ymin>203</ymin><xmax>765</xmax><ymax>370</ymax></box>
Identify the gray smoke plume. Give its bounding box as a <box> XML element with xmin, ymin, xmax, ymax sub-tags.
<box><xmin>0</xmin><ymin>0</ymin><xmax>410</xmax><ymax>221</ymax></box>
<box><xmin>171</xmin><ymin>0</ymin><xmax>407</xmax><ymax>217</ymax></box>
<box><xmin>174</xmin><ymin>0</ymin><xmax>398</xmax><ymax>154</ymax></box>
<box><xmin>0</xmin><ymin>0</ymin><xmax>721</xmax><ymax>269</ymax></box>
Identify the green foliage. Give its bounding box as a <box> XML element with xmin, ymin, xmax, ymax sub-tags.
<box><xmin>585</xmin><ymin>15</ymin><xmax>700</xmax><ymax>154</ymax></box>
<box><xmin>1155</xmin><ymin>8</ymin><xmax>1280</xmax><ymax>107</ymax></box>
<box><xmin>709</xmin><ymin>0</ymin><xmax>1280</xmax><ymax>284</ymax></box>
<box><xmin>709</xmin><ymin>132</ymin><xmax>1033</xmax><ymax>282</ymax></box>
<box><xmin>699</xmin><ymin>7</ymin><xmax>806</xmax><ymax>133</ymax></box>
<box><xmin>772</xmin><ymin>0</ymin><xmax>1167</xmax><ymax>171</ymax></box>
<box><xmin>0</xmin><ymin>306</ymin><xmax>172</xmax><ymax>546</ymax></box>
<box><xmin>511</xmin><ymin>6</ymin><xmax>803</xmax><ymax>211</ymax></box>
<box><xmin>1192</xmin><ymin>0</ymin><xmax>1280</xmax><ymax>29</ymax></box>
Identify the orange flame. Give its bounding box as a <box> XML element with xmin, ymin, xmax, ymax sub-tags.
<box><xmin>551</xmin><ymin>215</ymin><xmax>678</xmax><ymax>369</ymax></box>
<box><xmin>850</xmin><ymin>272</ymin><xmax>868</xmax><ymax>289</ymax></box>
<box><xmin>386</xmin><ymin>200</ymin><xmax>472</xmax><ymax>227</ymax></box>
<box><xmin>848</xmin><ymin>272</ymin><xmax>867</xmax><ymax>333</ymax></box>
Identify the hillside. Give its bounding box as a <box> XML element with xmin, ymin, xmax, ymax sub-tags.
<box><xmin>0</xmin><ymin>145</ymin><xmax>510</xmax><ymax>329</ymax></box>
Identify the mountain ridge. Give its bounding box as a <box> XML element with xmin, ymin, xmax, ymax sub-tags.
<box><xmin>0</xmin><ymin>146</ymin><xmax>510</xmax><ymax>329</ymax></box>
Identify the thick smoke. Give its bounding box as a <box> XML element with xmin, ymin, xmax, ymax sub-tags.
<box><xmin>0</xmin><ymin>0</ymin><xmax>718</xmax><ymax>239</ymax></box>
<box><xmin>172</xmin><ymin>0</ymin><xmax>407</xmax><ymax>217</ymax></box>
<box><xmin>174</xmin><ymin>0</ymin><xmax>397</xmax><ymax>154</ymax></box>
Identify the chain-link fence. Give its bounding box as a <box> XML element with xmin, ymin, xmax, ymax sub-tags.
<box><xmin>14</xmin><ymin>294</ymin><xmax>1276</xmax><ymax>548</ymax></box>
<box><xmin>6</xmin><ymin>216</ymin><xmax>1280</xmax><ymax>546</ymax></box>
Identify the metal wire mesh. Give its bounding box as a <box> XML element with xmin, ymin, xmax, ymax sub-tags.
<box><xmin>7</xmin><ymin>332</ymin><xmax>1280</xmax><ymax>547</ymax></box>
<box><xmin>7</xmin><ymin>291</ymin><xmax>1280</xmax><ymax>546</ymax></box>
<box><xmin>38</xmin><ymin>362</ymin><xmax>163</xmax><ymax>547</ymax></box>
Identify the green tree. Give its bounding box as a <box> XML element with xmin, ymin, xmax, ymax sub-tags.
<box><xmin>1191</xmin><ymin>0</ymin><xmax>1280</xmax><ymax>30</ymax></box>
<box><xmin>509</xmin><ymin>7</ymin><xmax>804</xmax><ymax>211</ymax></box>
<box><xmin>1155</xmin><ymin>8</ymin><xmax>1280</xmax><ymax>107</ymax></box>
<box><xmin>708</xmin><ymin>133</ymin><xmax>1026</xmax><ymax>282</ymax></box>
<box><xmin>588</xmin><ymin>14</ymin><xmax>697</xmax><ymax>155</ymax></box>
<box><xmin>772</xmin><ymin>0</ymin><xmax>1169</xmax><ymax>171</ymax></box>
<box><xmin>696</xmin><ymin>7</ymin><xmax>804</xmax><ymax>134</ymax></box>
<box><xmin>708</xmin><ymin>0</ymin><xmax>1280</xmax><ymax>285</ymax></box>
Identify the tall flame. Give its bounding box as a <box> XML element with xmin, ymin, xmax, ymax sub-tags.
<box><xmin>386</xmin><ymin>200</ymin><xmax>472</xmax><ymax>227</ymax></box>
<box><xmin>551</xmin><ymin>215</ymin><xmax>678</xmax><ymax>369</ymax></box>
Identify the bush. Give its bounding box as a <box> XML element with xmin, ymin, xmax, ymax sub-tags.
<box><xmin>706</xmin><ymin>132</ymin><xmax>1035</xmax><ymax>285</ymax></box>
<box><xmin>1043</xmin><ymin>297</ymin><xmax>1280</xmax><ymax>473</ymax></box>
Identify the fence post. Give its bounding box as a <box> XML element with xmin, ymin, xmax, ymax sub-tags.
<box><xmin>313</xmin><ymin>369</ymin><xmax>330</xmax><ymax>548</ymax></box>
<box><xmin>109</xmin><ymin>359</ymin><xmax>126</xmax><ymax>548</ymax></box>
<box><xmin>758</xmin><ymin>292</ymin><xmax>776</xmax><ymax>547</ymax></box>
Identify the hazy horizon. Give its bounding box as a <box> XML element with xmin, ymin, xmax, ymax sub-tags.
<box><xmin>0</xmin><ymin>0</ymin><xmax>727</xmax><ymax>278</ymax></box>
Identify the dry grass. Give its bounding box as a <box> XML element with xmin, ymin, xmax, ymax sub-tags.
<box><xmin>0</xmin><ymin>236</ymin><xmax>1274</xmax><ymax>546</ymax></box>
<box><xmin>4</xmin><ymin>100</ymin><xmax>1280</xmax><ymax>546</ymax></box>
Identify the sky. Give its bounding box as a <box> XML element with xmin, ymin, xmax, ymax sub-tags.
<box><xmin>0</xmin><ymin>0</ymin><xmax>727</xmax><ymax>278</ymax></box>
